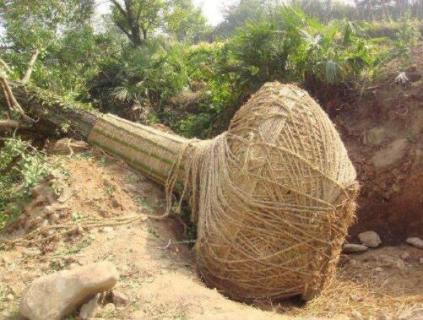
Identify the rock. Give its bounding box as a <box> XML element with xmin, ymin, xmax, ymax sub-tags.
<box><xmin>112</xmin><ymin>290</ymin><xmax>129</xmax><ymax>306</ymax></box>
<box><xmin>419</xmin><ymin>257</ymin><xmax>423</xmax><ymax>265</ymax></box>
<box><xmin>20</xmin><ymin>261</ymin><xmax>119</xmax><ymax>320</ymax></box>
<box><xmin>406</xmin><ymin>237</ymin><xmax>423</xmax><ymax>249</ymax></box>
<box><xmin>79</xmin><ymin>294</ymin><xmax>100</xmax><ymax>320</ymax></box>
<box><xmin>343</xmin><ymin>243</ymin><xmax>368</xmax><ymax>254</ymax></box>
<box><xmin>358</xmin><ymin>231</ymin><xmax>382</xmax><ymax>248</ymax></box>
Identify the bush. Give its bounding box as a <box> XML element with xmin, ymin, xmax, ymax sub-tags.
<box><xmin>0</xmin><ymin>138</ymin><xmax>52</xmax><ymax>229</ymax></box>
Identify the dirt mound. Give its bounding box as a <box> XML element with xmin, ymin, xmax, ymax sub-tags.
<box><xmin>334</xmin><ymin>45</ymin><xmax>423</xmax><ymax>244</ymax></box>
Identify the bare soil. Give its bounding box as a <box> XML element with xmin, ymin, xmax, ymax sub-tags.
<box><xmin>0</xmin><ymin>149</ymin><xmax>422</xmax><ymax>320</ymax></box>
<box><xmin>334</xmin><ymin>46</ymin><xmax>423</xmax><ymax>244</ymax></box>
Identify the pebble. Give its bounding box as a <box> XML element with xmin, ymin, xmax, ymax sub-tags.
<box><xmin>358</xmin><ymin>231</ymin><xmax>382</xmax><ymax>248</ymax></box>
<box><xmin>419</xmin><ymin>257</ymin><xmax>423</xmax><ymax>265</ymax></box>
<box><xmin>343</xmin><ymin>243</ymin><xmax>368</xmax><ymax>254</ymax></box>
<box><xmin>406</xmin><ymin>237</ymin><xmax>423</xmax><ymax>249</ymax></box>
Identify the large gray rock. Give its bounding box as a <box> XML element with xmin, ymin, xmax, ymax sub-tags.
<box><xmin>358</xmin><ymin>231</ymin><xmax>382</xmax><ymax>248</ymax></box>
<box><xmin>20</xmin><ymin>261</ymin><xmax>119</xmax><ymax>320</ymax></box>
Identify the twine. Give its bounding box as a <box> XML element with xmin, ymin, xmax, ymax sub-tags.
<box><xmin>167</xmin><ymin>82</ymin><xmax>358</xmax><ymax>301</ymax></box>
<box><xmin>88</xmin><ymin>82</ymin><xmax>358</xmax><ymax>301</ymax></box>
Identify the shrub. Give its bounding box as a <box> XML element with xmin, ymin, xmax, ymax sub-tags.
<box><xmin>0</xmin><ymin>138</ymin><xmax>52</xmax><ymax>229</ymax></box>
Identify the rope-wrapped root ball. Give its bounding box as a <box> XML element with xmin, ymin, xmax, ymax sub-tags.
<box><xmin>88</xmin><ymin>82</ymin><xmax>358</xmax><ymax>302</ymax></box>
<box><xmin>182</xmin><ymin>82</ymin><xmax>359</xmax><ymax>301</ymax></box>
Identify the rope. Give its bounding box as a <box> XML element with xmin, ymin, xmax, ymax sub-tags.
<box><xmin>165</xmin><ymin>82</ymin><xmax>358</xmax><ymax>301</ymax></box>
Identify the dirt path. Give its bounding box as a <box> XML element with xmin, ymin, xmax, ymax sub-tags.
<box><xmin>0</xmin><ymin>149</ymin><xmax>422</xmax><ymax>320</ymax></box>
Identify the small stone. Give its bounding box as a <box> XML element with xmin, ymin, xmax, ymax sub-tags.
<box><xmin>406</xmin><ymin>237</ymin><xmax>423</xmax><ymax>249</ymax></box>
<box><xmin>419</xmin><ymin>257</ymin><xmax>423</xmax><ymax>264</ymax></box>
<box><xmin>79</xmin><ymin>294</ymin><xmax>100</xmax><ymax>320</ymax></box>
<box><xmin>112</xmin><ymin>290</ymin><xmax>129</xmax><ymax>306</ymax></box>
<box><xmin>343</xmin><ymin>243</ymin><xmax>368</xmax><ymax>254</ymax></box>
<box><xmin>20</xmin><ymin>261</ymin><xmax>119</xmax><ymax>320</ymax></box>
<box><xmin>358</xmin><ymin>231</ymin><xmax>382</xmax><ymax>248</ymax></box>
<box><xmin>374</xmin><ymin>267</ymin><xmax>383</xmax><ymax>272</ymax></box>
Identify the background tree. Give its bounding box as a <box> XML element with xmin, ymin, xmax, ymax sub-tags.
<box><xmin>164</xmin><ymin>0</ymin><xmax>210</xmax><ymax>42</ymax></box>
<box><xmin>213</xmin><ymin>0</ymin><xmax>269</xmax><ymax>38</ymax></box>
<box><xmin>111</xmin><ymin>0</ymin><xmax>164</xmax><ymax>46</ymax></box>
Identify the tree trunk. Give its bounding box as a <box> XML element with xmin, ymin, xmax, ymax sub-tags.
<box><xmin>1</xmin><ymin>81</ymin><xmax>187</xmax><ymax>186</ymax></box>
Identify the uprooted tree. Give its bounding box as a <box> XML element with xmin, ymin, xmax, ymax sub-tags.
<box><xmin>0</xmin><ymin>77</ymin><xmax>358</xmax><ymax>301</ymax></box>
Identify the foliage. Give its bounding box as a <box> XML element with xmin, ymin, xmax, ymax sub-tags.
<box><xmin>214</xmin><ymin>0</ymin><xmax>270</xmax><ymax>38</ymax></box>
<box><xmin>0</xmin><ymin>138</ymin><xmax>52</xmax><ymax>229</ymax></box>
<box><xmin>164</xmin><ymin>0</ymin><xmax>211</xmax><ymax>42</ymax></box>
<box><xmin>392</xmin><ymin>15</ymin><xmax>422</xmax><ymax>56</ymax></box>
<box><xmin>175</xmin><ymin>7</ymin><xmax>386</xmax><ymax>135</ymax></box>
<box><xmin>0</xmin><ymin>0</ymin><xmax>418</xmax><ymax>141</ymax></box>
<box><xmin>0</xmin><ymin>0</ymin><xmax>94</xmax><ymax>50</ymax></box>
<box><xmin>0</xmin><ymin>0</ymin><xmax>113</xmax><ymax>97</ymax></box>
<box><xmin>111</xmin><ymin>0</ymin><xmax>165</xmax><ymax>46</ymax></box>
<box><xmin>288</xmin><ymin>0</ymin><xmax>423</xmax><ymax>22</ymax></box>
<box><xmin>111</xmin><ymin>0</ymin><xmax>210</xmax><ymax>46</ymax></box>
<box><xmin>87</xmin><ymin>40</ymin><xmax>188</xmax><ymax>115</ymax></box>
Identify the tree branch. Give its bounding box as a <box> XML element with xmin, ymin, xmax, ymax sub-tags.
<box><xmin>110</xmin><ymin>0</ymin><xmax>127</xmax><ymax>17</ymax></box>
<box><xmin>0</xmin><ymin>57</ymin><xmax>12</xmax><ymax>74</ymax></box>
<box><xmin>0</xmin><ymin>119</ymin><xmax>21</xmax><ymax>129</ymax></box>
<box><xmin>21</xmin><ymin>49</ymin><xmax>40</xmax><ymax>84</ymax></box>
<box><xmin>115</xmin><ymin>20</ymin><xmax>133</xmax><ymax>41</ymax></box>
<box><xmin>0</xmin><ymin>77</ymin><xmax>35</xmax><ymax>123</ymax></box>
